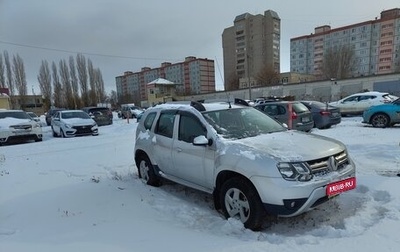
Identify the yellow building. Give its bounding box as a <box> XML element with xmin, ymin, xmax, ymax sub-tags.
<box><xmin>0</xmin><ymin>93</ymin><xmax>11</xmax><ymax>109</ymax></box>
<box><xmin>146</xmin><ymin>78</ymin><xmax>177</xmax><ymax>107</ymax></box>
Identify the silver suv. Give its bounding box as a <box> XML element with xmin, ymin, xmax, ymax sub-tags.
<box><xmin>134</xmin><ymin>100</ymin><xmax>356</xmax><ymax>230</ymax></box>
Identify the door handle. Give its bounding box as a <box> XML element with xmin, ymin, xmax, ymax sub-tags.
<box><xmin>176</xmin><ymin>147</ymin><xmax>182</xmax><ymax>152</ymax></box>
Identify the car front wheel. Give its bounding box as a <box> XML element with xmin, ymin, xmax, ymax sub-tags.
<box><xmin>137</xmin><ymin>155</ymin><xmax>160</xmax><ymax>187</ymax></box>
<box><xmin>219</xmin><ymin>177</ymin><xmax>266</xmax><ymax>231</ymax></box>
<box><xmin>371</xmin><ymin>113</ymin><xmax>390</xmax><ymax>128</ymax></box>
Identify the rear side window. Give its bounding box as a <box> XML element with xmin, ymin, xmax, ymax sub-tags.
<box><xmin>143</xmin><ymin>112</ymin><xmax>157</xmax><ymax>130</ymax></box>
<box><xmin>292</xmin><ymin>103</ymin><xmax>309</xmax><ymax>113</ymax></box>
<box><xmin>155</xmin><ymin>112</ymin><xmax>175</xmax><ymax>138</ymax></box>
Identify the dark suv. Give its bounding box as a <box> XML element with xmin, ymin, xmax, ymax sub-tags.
<box><xmin>254</xmin><ymin>101</ymin><xmax>314</xmax><ymax>132</ymax></box>
<box><xmin>82</xmin><ymin>107</ymin><xmax>113</xmax><ymax>126</ymax></box>
<box><xmin>45</xmin><ymin>108</ymin><xmax>65</xmax><ymax>126</ymax></box>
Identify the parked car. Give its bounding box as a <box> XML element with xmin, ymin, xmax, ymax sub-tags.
<box><xmin>45</xmin><ymin>108</ymin><xmax>65</xmax><ymax>126</ymax></box>
<box><xmin>26</xmin><ymin>111</ymin><xmax>41</xmax><ymax>123</ymax></box>
<box><xmin>254</xmin><ymin>101</ymin><xmax>314</xmax><ymax>132</ymax></box>
<box><xmin>121</xmin><ymin>104</ymin><xmax>144</xmax><ymax>119</ymax></box>
<box><xmin>362</xmin><ymin>98</ymin><xmax>400</xmax><ymax>128</ymax></box>
<box><xmin>82</xmin><ymin>107</ymin><xmax>113</xmax><ymax>126</ymax></box>
<box><xmin>51</xmin><ymin>110</ymin><xmax>98</xmax><ymax>138</ymax></box>
<box><xmin>329</xmin><ymin>91</ymin><xmax>398</xmax><ymax>116</ymax></box>
<box><xmin>300</xmin><ymin>101</ymin><xmax>341</xmax><ymax>129</ymax></box>
<box><xmin>134</xmin><ymin>100</ymin><xmax>356</xmax><ymax>230</ymax></box>
<box><xmin>0</xmin><ymin>110</ymin><xmax>43</xmax><ymax>145</ymax></box>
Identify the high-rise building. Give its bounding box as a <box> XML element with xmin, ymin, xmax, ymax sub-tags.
<box><xmin>290</xmin><ymin>8</ymin><xmax>400</xmax><ymax>79</ymax></box>
<box><xmin>222</xmin><ymin>10</ymin><xmax>281</xmax><ymax>91</ymax></box>
<box><xmin>115</xmin><ymin>56</ymin><xmax>215</xmax><ymax>105</ymax></box>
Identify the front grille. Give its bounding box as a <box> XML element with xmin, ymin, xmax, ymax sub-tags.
<box><xmin>72</xmin><ymin>125</ymin><xmax>93</xmax><ymax>135</ymax></box>
<box><xmin>11</xmin><ymin>124</ymin><xmax>32</xmax><ymax>130</ymax></box>
<box><xmin>307</xmin><ymin>151</ymin><xmax>349</xmax><ymax>176</ymax></box>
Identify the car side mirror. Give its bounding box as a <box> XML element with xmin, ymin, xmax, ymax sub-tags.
<box><xmin>193</xmin><ymin>135</ymin><xmax>209</xmax><ymax>146</ymax></box>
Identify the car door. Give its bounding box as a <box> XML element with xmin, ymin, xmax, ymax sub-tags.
<box><xmin>357</xmin><ymin>95</ymin><xmax>376</xmax><ymax>112</ymax></box>
<box><xmin>171</xmin><ymin>111</ymin><xmax>214</xmax><ymax>189</ymax></box>
<box><xmin>339</xmin><ymin>96</ymin><xmax>359</xmax><ymax>114</ymax></box>
<box><xmin>52</xmin><ymin>111</ymin><xmax>61</xmax><ymax>134</ymax></box>
<box><xmin>153</xmin><ymin>110</ymin><xmax>176</xmax><ymax>174</ymax></box>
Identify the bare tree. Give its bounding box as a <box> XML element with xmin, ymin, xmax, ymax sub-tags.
<box><xmin>59</xmin><ymin>59</ymin><xmax>74</xmax><ymax>109</ymax></box>
<box><xmin>12</xmin><ymin>54</ymin><xmax>27</xmax><ymax>108</ymax></box>
<box><xmin>109</xmin><ymin>90</ymin><xmax>118</xmax><ymax>109</ymax></box>
<box><xmin>256</xmin><ymin>64</ymin><xmax>280</xmax><ymax>86</ymax></box>
<box><xmin>52</xmin><ymin>61</ymin><xmax>63</xmax><ymax>108</ymax></box>
<box><xmin>77</xmin><ymin>54</ymin><xmax>89</xmax><ymax>106</ymax></box>
<box><xmin>87</xmin><ymin>58</ymin><xmax>96</xmax><ymax>105</ymax></box>
<box><xmin>0</xmin><ymin>55</ymin><xmax>5</xmax><ymax>88</ymax></box>
<box><xmin>94</xmin><ymin>68</ymin><xmax>106</xmax><ymax>103</ymax></box>
<box><xmin>69</xmin><ymin>56</ymin><xmax>80</xmax><ymax>109</ymax></box>
<box><xmin>3</xmin><ymin>51</ymin><xmax>15</xmax><ymax>107</ymax></box>
<box><xmin>37</xmin><ymin>60</ymin><xmax>52</xmax><ymax>110</ymax></box>
<box><xmin>225</xmin><ymin>73</ymin><xmax>239</xmax><ymax>91</ymax></box>
<box><xmin>322</xmin><ymin>45</ymin><xmax>355</xmax><ymax>79</ymax></box>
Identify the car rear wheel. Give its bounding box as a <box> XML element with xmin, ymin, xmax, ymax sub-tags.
<box><xmin>137</xmin><ymin>155</ymin><xmax>160</xmax><ymax>187</ymax></box>
<box><xmin>371</xmin><ymin>113</ymin><xmax>390</xmax><ymax>128</ymax></box>
<box><xmin>219</xmin><ymin>177</ymin><xmax>266</xmax><ymax>231</ymax></box>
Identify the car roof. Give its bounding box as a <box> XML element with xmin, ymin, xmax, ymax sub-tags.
<box><xmin>0</xmin><ymin>109</ymin><xmax>24</xmax><ymax>113</ymax></box>
<box><xmin>149</xmin><ymin>99</ymin><xmax>250</xmax><ymax>113</ymax></box>
<box><xmin>60</xmin><ymin>110</ymin><xmax>85</xmax><ymax>113</ymax></box>
<box><xmin>347</xmin><ymin>91</ymin><xmax>388</xmax><ymax>97</ymax></box>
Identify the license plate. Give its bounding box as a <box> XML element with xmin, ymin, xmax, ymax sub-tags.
<box><xmin>13</xmin><ymin>130</ymin><xmax>30</xmax><ymax>135</ymax></box>
<box><xmin>301</xmin><ymin>117</ymin><xmax>310</xmax><ymax>123</ymax></box>
<box><xmin>326</xmin><ymin>177</ymin><xmax>356</xmax><ymax>196</ymax></box>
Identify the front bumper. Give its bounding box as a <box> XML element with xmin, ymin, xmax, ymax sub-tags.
<box><xmin>251</xmin><ymin>163</ymin><xmax>356</xmax><ymax>217</ymax></box>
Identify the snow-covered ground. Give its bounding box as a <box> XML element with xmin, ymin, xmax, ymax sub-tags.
<box><xmin>1</xmin><ymin>115</ymin><xmax>400</xmax><ymax>252</ymax></box>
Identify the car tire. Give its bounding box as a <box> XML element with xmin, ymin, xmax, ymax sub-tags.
<box><xmin>219</xmin><ymin>177</ymin><xmax>266</xmax><ymax>231</ymax></box>
<box><xmin>60</xmin><ymin>129</ymin><xmax>66</xmax><ymax>138</ymax></box>
<box><xmin>137</xmin><ymin>154</ymin><xmax>160</xmax><ymax>187</ymax></box>
<box><xmin>371</xmin><ymin>113</ymin><xmax>390</xmax><ymax>128</ymax></box>
<box><xmin>52</xmin><ymin>127</ymin><xmax>57</xmax><ymax>137</ymax></box>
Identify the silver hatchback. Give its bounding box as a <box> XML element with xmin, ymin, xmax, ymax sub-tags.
<box><xmin>134</xmin><ymin>100</ymin><xmax>356</xmax><ymax>230</ymax></box>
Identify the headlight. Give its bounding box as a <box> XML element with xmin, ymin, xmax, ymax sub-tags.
<box><xmin>65</xmin><ymin>124</ymin><xmax>72</xmax><ymax>128</ymax></box>
<box><xmin>277</xmin><ymin>162</ymin><xmax>313</xmax><ymax>181</ymax></box>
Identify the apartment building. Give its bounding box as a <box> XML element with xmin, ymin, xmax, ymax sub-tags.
<box><xmin>291</xmin><ymin>8</ymin><xmax>400</xmax><ymax>79</ymax></box>
<box><xmin>115</xmin><ymin>56</ymin><xmax>215</xmax><ymax>105</ymax></box>
<box><xmin>222</xmin><ymin>10</ymin><xmax>281</xmax><ymax>91</ymax></box>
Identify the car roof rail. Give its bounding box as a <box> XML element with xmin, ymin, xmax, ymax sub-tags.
<box><xmin>234</xmin><ymin>98</ymin><xmax>250</xmax><ymax>106</ymax></box>
<box><xmin>190</xmin><ymin>101</ymin><xmax>206</xmax><ymax>112</ymax></box>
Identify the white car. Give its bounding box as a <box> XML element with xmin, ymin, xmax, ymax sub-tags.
<box><xmin>134</xmin><ymin>99</ymin><xmax>356</xmax><ymax>230</ymax></box>
<box><xmin>51</xmin><ymin>110</ymin><xmax>98</xmax><ymax>138</ymax></box>
<box><xmin>329</xmin><ymin>91</ymin><xmax>398</xmax><ymax>116</ymax></box>
<box><xmin>0</xmin><ymin>110</ymin><xmax>43</xmax><ymax>145</ymax></box>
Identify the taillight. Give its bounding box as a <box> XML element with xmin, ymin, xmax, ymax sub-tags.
<box><xmin>291</xmin><ymin>111</ymin><xmax>298</xmax><ymax>119</ymax></box>
<box><xmin>320</xmin><ymin>111</ymin><xmax>331</xmax><ymax>116</ymax></box>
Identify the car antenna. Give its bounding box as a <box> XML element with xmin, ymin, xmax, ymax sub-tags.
<box><xmin>224</xmin><ymin>91</ymin><xmax>231</xmax><ymax>108</ymax></box>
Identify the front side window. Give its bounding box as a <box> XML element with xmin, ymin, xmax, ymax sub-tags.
<box><xmin>178</xmin><ymin>113</ymin><xmax>206</xmax><ymax>143</ymax></box>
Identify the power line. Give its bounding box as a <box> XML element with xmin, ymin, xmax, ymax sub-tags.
<box><xmin>0</xmin><ymin>39</ymin><xmax>177</xmax><ymax>61</ymax></box>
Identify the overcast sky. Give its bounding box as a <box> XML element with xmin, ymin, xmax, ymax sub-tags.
<box><xmin>1</xmin><ymin>0</ymin><xmax>398</xmax><ymax>94</ymax></box>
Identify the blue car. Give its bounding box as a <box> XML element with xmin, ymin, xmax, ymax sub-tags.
<box><xmin>362</xmin><ymin>98</ymin><xmax>400</xmax><ymax>128</ymax></box>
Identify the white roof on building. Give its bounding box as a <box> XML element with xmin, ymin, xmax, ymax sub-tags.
<box><xmin>147</xmin><ymin>78</ymin><xmax>175</xmax><ymax>85</ymax></box>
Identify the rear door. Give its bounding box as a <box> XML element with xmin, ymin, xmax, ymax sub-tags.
<box><xmin>153</xmin><ymin>110</ymin><xmax>176</xmax><ymax>174</ymax></box>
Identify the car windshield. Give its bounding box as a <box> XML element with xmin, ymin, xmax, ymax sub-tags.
<box><xmin>0</xmin><ymin>111</ymin><xmax>31</xmax><ymax>119</ymax></box>
<box><xmin>202</xmin><ymin>107</ymin><xmax>286</xmax><ymax>140</ymax></box>
<box><xmin>61</xmin><ymin>111</ymin><xmax>91</xmax><ymax>119</ymax></box>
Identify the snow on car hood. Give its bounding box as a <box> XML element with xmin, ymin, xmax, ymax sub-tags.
<box><xmin>224</xmin><ymin>130</ymin><xmax>345</xmax><ymax>162</ymax></box>
<box><xmin>62</xmin><ymin>118</ymin><xmax>95</xmax><ymax>126</ymax></box>
<box><xmin>0</xmin><ymin>118</ymin><xmax>33</xmax><ymax>128</ymax></box>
